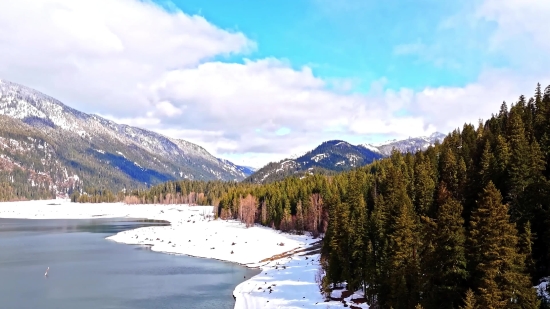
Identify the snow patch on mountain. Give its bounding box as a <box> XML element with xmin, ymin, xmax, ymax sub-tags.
<box><xmin>311</xmin><ymin>153</ymin><xmax>327</xmax><ymax>162</ymax></box>
<box><xmin>359</xmin><ymin>143</ymin><xmax>382</xmax><ymax>154</ymax></box>
<box><xmin>374</xmin><ymin>132</ymin><xmax>446</xmax><ymax>156</ymax></box>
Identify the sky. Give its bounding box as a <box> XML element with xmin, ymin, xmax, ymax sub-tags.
<box><xmin>0</xmin><ymin>0</ymin><xmax>548</xmax><ymax>168</ymax></box>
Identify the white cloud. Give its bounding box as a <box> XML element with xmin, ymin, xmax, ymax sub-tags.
<box><xmin>155</xmin><ymin>101</ymin><xmax>183</xmax><ymax>117</ymax></box>
<box><xmin>477</xmin><ymin>0</ymin><xmax>550</xmax><ymax>52</ymax></box>
<box><xmin>0</xmin><ymin>0</ymin><xmax>253</xmax><ymax>116</ymax></box>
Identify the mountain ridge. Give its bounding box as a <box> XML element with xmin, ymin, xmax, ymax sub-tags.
<box><xmin>0</xmin><ymin>79</ymin><xmax>252</xmax><ymax>197</ymax></box>
<box><xmin>246</xmin><ymin>133</ymin><xmax>446</xmax><ymax>184</ymax></box>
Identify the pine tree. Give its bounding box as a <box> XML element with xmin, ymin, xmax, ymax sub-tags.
<box><xmin>468</xmin><ymin>182</ymin><xmax>539</xmax><ymax>309</ymax></box>
<box><xmin>346</xmin><ymin>171</ymin><xmax>368</xmax><ymax>293</ymax></box>
<box><xmin>421</xmin><ymin>185</ymin><xmax>468</xmax><ymax>309</ymax></box>
<box><xmin>479</xmin><ymin>140</ymin><xmax>494</xmax><ymax>189</ymax></box>
<box><xmin>507</xmin><ymin>106</ymin><xmax>531</xmax><ymax>220</ymax></box>
<box><xmin>365</xmin><ymin>190</ymin><xmax>387</xmax><ymax>305</ymax></box>
<box><xmin>518</xmin><ymin>221</ymin><xmax>536</xmax><ymax>282</ymax></box>
<box><xmin>460</xmin><ymin>289</ymin><xmax>477</xmax><ymax>309</ymax></box>
<box><xmin>439</xmin><ymin>147</ymin><xmax>459</xmax><ymax>199</ymax></box>
<box><xmin>493</xmin><ymin>135</ymin><xmax>511</xmax><ymax>192</ymax></box>
<box><xmin>499</xmin><ymin>101</ymin><xmax>509</xmax><ymax>134</ymax></box>
<box><xmin>414</xmin><ymin>153</ymin><xmax>435</xmax><ymax>216</ymax></box>
<box><xmin>386</xmin><ymin>200</ymin><xmax>420</xmax><ymax>309</ymax></box>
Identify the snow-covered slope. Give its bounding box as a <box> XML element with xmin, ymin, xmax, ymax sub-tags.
<box><xmin>361</xmin><ymin>132</ymin><xmax>446</xmax><ymax>156</ymax></box>
<box><xmin>0</xmin><ymin>79</ymin><xmax>251</xmax><ymax>191</ymax></box>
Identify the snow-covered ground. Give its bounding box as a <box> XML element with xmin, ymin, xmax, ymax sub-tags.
<box><xmin>0</xmin><ymin>199</ymin><xmax>368</xmax><ymax>309</ymax></box>
<box><xmin>537</xmin><ymin>278</ymin><xmax>549</xmax><ymax>302</ymax></box>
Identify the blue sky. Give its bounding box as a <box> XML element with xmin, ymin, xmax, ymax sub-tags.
<box><xmin>167</xmin><ymin>0</ymin><xmax>492</xmax><ymax>91</ymax></box>
<box><xmin>1</xmin><ymin>0</ymin><xmax>548</xmax><ymax>167</ymax></box>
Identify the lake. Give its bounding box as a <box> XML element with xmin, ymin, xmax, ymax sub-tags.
<box><xmin>0</xmin><ymin>218</ymin><xmax>259</xmax><ymax>309</ymax></box>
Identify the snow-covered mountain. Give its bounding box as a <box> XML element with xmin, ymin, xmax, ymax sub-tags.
<box><xmin>360</xmin><ymin>132</ymin><xmax>446</xmax><ymax>156</ymax></box>
<box><xmin>0</xmin><ymin>79</ymin><xmax>252</xmax><ymax>196</ymax></box>
<box><xmin>245</xmin><ymin>140</ymin><xmax>384</xmax><ymax>184</ymax></box>
<box><xmin>246</xmin><ymin>133</ymin><xmax>446</xmax><ymax>184</ymax></box>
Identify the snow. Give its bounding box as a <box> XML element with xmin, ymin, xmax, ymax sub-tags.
<box><xmin>0</xmin><ymin>200</ymin><xmax>366</xmax><ymax>309</ymax></box>
<box><xmin>359</xmin><ymin>144</ymin><xmax>381</xmax><ymax>154</ymax></box>
<box><xmin>537</xmin><ymin>278</ymin><xmax>549</xmax><ymax>301</ymax></box>
<box><xmin>289</xmin><ymin>151</ymin><xmax>308</xmax><ymax>160</ymax></box>
<box><xmin>346</xmin><ymin>154</ymin><xmax>360</xmax><ymax>162</ymax></box>
<box><xmin>310</xmin><ymin>154</ymin><xmax>327</xmax><ymax>162</ymax></box>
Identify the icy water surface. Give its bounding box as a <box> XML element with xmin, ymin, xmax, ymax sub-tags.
<box><xmin>0</xmin><ymin>218</ymin><xmax>258</xmax><ymax>309</ymax></box>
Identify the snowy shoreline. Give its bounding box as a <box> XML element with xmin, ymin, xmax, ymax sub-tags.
<box><xmin>0</xmin><ymin>199</ymin><xmax>368</xmax><ymax>309</ymax></box>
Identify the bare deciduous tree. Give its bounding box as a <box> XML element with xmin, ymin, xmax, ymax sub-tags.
<box><xmin>238</xmin><ymin>194</ymin><xmax>257</xmax><ymax>228</ymax></box>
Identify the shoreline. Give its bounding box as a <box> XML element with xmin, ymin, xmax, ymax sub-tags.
<box><xmin>0</xmin><ymin>199</ymin><xmax>368</xmax><ymax>309</ymax></box>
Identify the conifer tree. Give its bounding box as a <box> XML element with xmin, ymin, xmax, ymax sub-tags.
<box><xmin>440</xmin><ymin>147</ymin><xmax>459</xmax><ymax>199</ymax></box>
<box><xmin>421</xmin><ymin>185</ymin><xmax>468</xmax><ymax>309</ymax></box>
<box><xmin>365</xmin><ymin>190</ymin><xmax>387</xmax><ymax>304</ymax></box>
<box><xmin>499</xmin><ymin>101</ymin><xmax>509</xmax><ymax>134</ymax></box>
<box><xmin>479</xmin><ymin>140</ymin><xmax>494</xmax><ymax>189</ymax></box>
<box><xmin>468</xmin><ymin>182</ymin><xmax>539</xmax><ymax>309</ymax></box>
<box><xmin>346</xmin><ymin>172</ymin><xmax>368</xmax><ymax>292</ymax></box>
<box><xmin>519</xmin><ymin>221</ymin><xmax>536</xmax><ymax>282</ymax></box>
<box><xmin>493</xmin><ymin>135</ymin><xmax>511</xmax><ymax>192</ymax></box>
<box><xmin>460</xmin><ymin>289</ymin><xmax>477</xmax><ymax>309</ymax></box>
<box><xmin>386</xmin><ymin>199</ymin><xmax>420</xmax><ymax>309</ymax></box>
<box><xmin>507</xmin><ymin>106</ymin><xmax>531</xmax><ymax>220</ymax></box>
<box><xmin>414</xmin><ymin>153</ymin><xmax>435</xmax><ymax>216</ymax></box>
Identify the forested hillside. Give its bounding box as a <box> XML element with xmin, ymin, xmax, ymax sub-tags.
<box><xmin>90</xmin><ymin>83</ymin><xmax>550</xmax><ymax>308</ymax></box>
<box><xmin>245</xmin><ymin>140</ymin><xmax>383</xmax><ymax>184</ymax></box>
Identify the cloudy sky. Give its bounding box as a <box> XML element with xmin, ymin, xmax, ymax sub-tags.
<box><xmin>0</xmin><ymin>0</ymin><xmax>548</xmax><ymax>167</ymax></box>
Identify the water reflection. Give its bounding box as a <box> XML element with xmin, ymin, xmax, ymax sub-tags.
<box><xmin>0</xmin><ymin>218</ymin><xmax>169</xmax><ymax>234</ymax></box>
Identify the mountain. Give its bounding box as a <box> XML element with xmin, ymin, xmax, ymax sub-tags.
<box><xmin>360</xmin><ymin>132</ymin><xmax>446</xmax><ymax>156</ymax></box>
<box><xmin>245</xmin><ymin>133</ymin><xmax>446</xmax><ymax>184</ymax></box>
<box><xmin>0</xmin><ymin>79</ymin><xmax>252</xmax><ymax>198</ymax></box>
<box><xmin>244</xmin><ymin>140</ymin><xmax>384</xmax><ymax>183</ymax></box>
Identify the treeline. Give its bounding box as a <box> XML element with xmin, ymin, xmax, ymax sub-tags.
<box><xmin>77</xmin><ymin>84</ymin><xmax>550</xmax><ymax>308</ymax></box>
<box><xmin>72</xmin><ymin>180</ymin><xmax>241</xmax><ymax>206</ymax></box>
